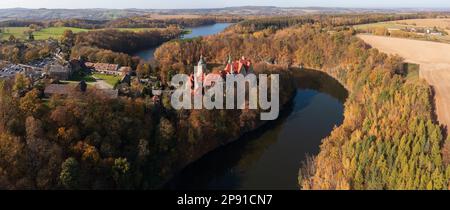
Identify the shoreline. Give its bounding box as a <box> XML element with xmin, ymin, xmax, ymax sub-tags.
<box><xmin>158</xmin><ymin>68</ymin><xmax>349</xmax><ymax>189</ymax></box>
<box><xmin>157</xmin><ymin>75</ymin><xmax>298</xmax><ymax>189</ymax></box>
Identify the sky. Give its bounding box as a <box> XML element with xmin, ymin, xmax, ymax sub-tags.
<box><xmin>0</xmin><ymin>0</ymin><xmax>449</xmax><ymax>9</ymax></box>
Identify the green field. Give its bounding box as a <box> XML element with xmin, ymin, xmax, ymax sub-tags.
<box><xmin>92</xmin><ymin>73</ymin><xmax>120</xmax><ymax>86</ymax></box>
<box><xmin>68</xmin><ymin>72</ymin><xmax>120</xmax><ymax>87</ymax></box>
<box><xmin>34</xmin><ymin>27</ymin><xmax>88</xmax><ymax>40</ymax></box>
<box><xmin>112</xmin><ymin>28</ymin><xmax>162</xmax><ymax>32</ymax></box>
<box><xmin>353</xmin><ymin>22</ymin><xmax>409</xmax><ymax>30</ymax></box>
<box><xmin>0</xmin><ymin>27</ymin><xmax>29</xmax><ymax>40</ymax></box>
<box><xmin>69</xmin><ymin>71</ymin><xmax>97</xmax><ymax>83</ymax></box>
<box><xmin>0</xmin><ymin>27</ymin><xmax>88</xmax><ymax>40</ymax></box>
<box><xmin>0</xmin><ymin>27</ymin><xmax>160</xmax><ymax>41</ymax></box>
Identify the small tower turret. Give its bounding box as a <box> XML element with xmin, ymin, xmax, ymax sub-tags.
<box><xmin>224</xmin><ymin>54</ymin><xmax>235</xmax><ymax>75</ymax></box>
<box><xmin>195</xmin><ymin>54</ymin><xmax>208</xmax><ymax>77</ymax></box>
<box><xmin>227</xmin><ymin>54</ymin><xmax>232</xmax><ymax>64</ymax></box>
<box><xmin>198</xmin><ymin>54</ymin><xmax>205</xmax><ymax>65</ymax></box>
<box><xmin>193</xmin><ymin>55</ymin><xmax>208</xmax><ymax>92</ymax></box>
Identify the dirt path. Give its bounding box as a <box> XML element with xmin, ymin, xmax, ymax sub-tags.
<box><xmin>94</xmin><ymin>80</ymin><xmax>113</xmax><ymax>90</ymax></box>
<box><xmin>92</xmin><ymin>76</ymin><xmax>113</xmax><ymax>90</ymax></box>
<box><xmin>357</xmin><ymin>34</ymin><xmax>450</xmax><ymax>130</ymax></box>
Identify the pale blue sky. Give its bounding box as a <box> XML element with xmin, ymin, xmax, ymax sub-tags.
<box><xmin>0</xmin><ymin>0</ymin><xmax>449</xmax><ymax>9</ymax></box>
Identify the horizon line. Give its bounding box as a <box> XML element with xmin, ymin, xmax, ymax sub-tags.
<box><xmin>1</xmin><ymin>6</ymin><xmax>450</xmax><ymax>10</ymax></box>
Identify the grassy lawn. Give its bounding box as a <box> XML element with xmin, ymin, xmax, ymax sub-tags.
<box><xmin>112</xmin><ymin>28</ymin><xmax>163</xmax><ymax>32</ymax></box>
<box><xmin>69</xmin><ymin>71</ymin><xmax>97</xmax><ymax>83</ymax></box>
<box><xmin>68</xmin><ymin>72</ymin><xmax>119</xmax><ymax>87</ymax></box>
<box><xmin>92</xmin><ymin>73</ymin><xmax>120</xmax><ymax>86</ymax></box>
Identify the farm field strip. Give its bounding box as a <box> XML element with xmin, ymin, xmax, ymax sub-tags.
<box><xmin>0</xmin><ymin>26</ymin><xmax>163</xmax><ymax>40</ymax></box>
<box><xmin>0</xmin><ymin>27</ymin><xmax>88</xmax><ymax>40</ymax></box>
<box><xmin>353</xmin><ymin>22</ymin><xmax>410</xmax><ymax>30</ymax></box>
<box><xmin>354</xmin><ymin>18</ymin><xmax>450</xmax><ymax>43</ymax></box>
<box><xmin>354</xmin><ymin>18</ymin><xmax>450</xmax><ymax>30</ymax></box>
<box><xmin>393</xmin><ymin>18</ymin><xmax>450</xmax><ymax>30</ymax></box>
<box><xmin>358</xmin><ymin>34</ymin><xmax>450</xmax><ymax>129</ymax></box>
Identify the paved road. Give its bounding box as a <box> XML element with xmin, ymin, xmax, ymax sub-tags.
<box><xmin>358</xmin><ymin>34</ymin><xmax>450</xmax><ymax>130</ymax></box>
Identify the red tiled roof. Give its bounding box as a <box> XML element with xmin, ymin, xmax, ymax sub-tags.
<box><xmin>224</xmin><ymin>63</ymin><xmax>233</xmax><ymax>73</ymax></box>
<box><xmin>118</xmin><ymin>66</ymin><xmax>132</xmax><ymax>73</ymax></box>
<box><xmin>224</xmin><ymin>57</ymin><xmax>252</xmax><ymax>74</ymax></box>
<box><xmin>85</xmin><ymin>62</ymin><xmax>119</xmax><ymax>72</ymax></box>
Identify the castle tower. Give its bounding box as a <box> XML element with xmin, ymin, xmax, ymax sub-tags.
<box><xmin>195</xmin><ymin>54</ymin><xmax>207</xmax><ymax>78</ymax></box>
<box><xmin>193</xmin><ymin>55</ymin><xmax>208</xmax><ymax>93</ymax></box>
<box><xmin>224</xmin><ymin>54</ymin><xmax>235</xmax><ymax>75</ymax></box>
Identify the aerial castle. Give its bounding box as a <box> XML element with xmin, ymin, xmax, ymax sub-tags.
<box><xmin>188</xmin><ymin>55</ymin><xmax>254</xmax><ymax>94</ymax></box>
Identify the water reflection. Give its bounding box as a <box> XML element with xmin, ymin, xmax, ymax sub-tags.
<box><xmin>166</xmin><ymin>69</ymin><xmax>347</xmax><ymax>190</ymax></box>
<box><xmin>132</xmin><ymin>23</ymin><xmax>231</xmax><ymax>61</ymax></box>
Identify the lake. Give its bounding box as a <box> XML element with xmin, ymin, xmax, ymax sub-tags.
<box><xmin>132</xmin><ymin>23</ymin><xmax>232</xmax><ymax>61</ymax></box>
<box><xmin>165</xmin><ymin>69</ymin><xmax>348</xmax><ymax>190</ymax></box>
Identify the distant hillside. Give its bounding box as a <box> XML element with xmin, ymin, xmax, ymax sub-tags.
<box><xmin>0</xmin><ymin>8</ymin><xmax>148</xmax><ymax>21</ymax></box>
<box><xmin>1</xmin><ymin>7</ymin><xmax>450</xmax><ymax>21</ymax></box>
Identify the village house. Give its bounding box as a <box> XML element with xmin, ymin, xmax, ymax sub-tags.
<box><xmin>405</xmin><ymin>27</ymin><xmax>444</xmax><ymax>37</ymax></box>
<box><xmin>430</xmin><ymin>32</ymin><xmax>443</xmax><ymax>36</ymax></box>
<box><xmin>69</xmin><ymin>59</ymin><xmax>85</xmax><ymax>72</ymax></box>
<box><xmin>84</xmin><ymin>62</ymin><xmax>132</xmax><ymax>76</ymax></box>
<box><xmin>85</xmin><ymin>62</ymin><xmax>119</xmax><ymax>75</ymax></box>
<box><xmin>118</xmin><ymin>66</ymin><xmax>132</xmax><ymax>75</ymax></box>
<box><xmin>48</xmin><ymin>64</ymin><xmax>72</xmax><ymax>80</ymax></box>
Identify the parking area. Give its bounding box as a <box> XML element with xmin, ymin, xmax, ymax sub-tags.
<box><xmin>0</xmin><ymin>64</ymin><xmax>26</xmax><ymax>79</ymax></box>
<box><xmin>0</xmin><ymin>57</ymin><xmax>56</xmax><ymax>80</ymax></box>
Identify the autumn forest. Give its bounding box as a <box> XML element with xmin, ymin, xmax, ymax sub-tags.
<box><xmin>0</xmin><ymin>9</ymin><xmax>449</xmax><ymax>190</ymax></box>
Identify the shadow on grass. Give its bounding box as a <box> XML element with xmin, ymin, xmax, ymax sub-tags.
<box><xmin>69</xmin><ymin>72</ymin><xmax>96</xmax><ymax>83</ymax></box>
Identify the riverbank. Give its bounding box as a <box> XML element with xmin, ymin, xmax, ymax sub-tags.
<box><xmin>132</xmin><ymin>23</ymin><xmax>232</xmax><ymax>61</ymax></box>
<box><xmin>154</xmin><ymin>68</ymin><xmax>298</xmax><ymax>189</ymax></box>
<box><xmin>300</xmin><ymin>34</ymin><xmax>449</xmax><ymax>189</ymax></box>
<box><xmin>151</xmin><ymin>23</ymin><xmax>450</xmax><ymax>189</ymax></box>
<box><xmin>164</xmin><ymin>69</ymin><xmax>347</xmax><ymax>190</ymax></box>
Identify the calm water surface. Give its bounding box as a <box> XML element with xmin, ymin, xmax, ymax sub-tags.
<box><xmin>133</xmin><ymin>23</ymin><xmax>231</xmax><ymax>61</ymax></box>
<box><xmin>166</xmin><ymin>70</ymin><xmax>348</xmax><ymax>190</ymax></box>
